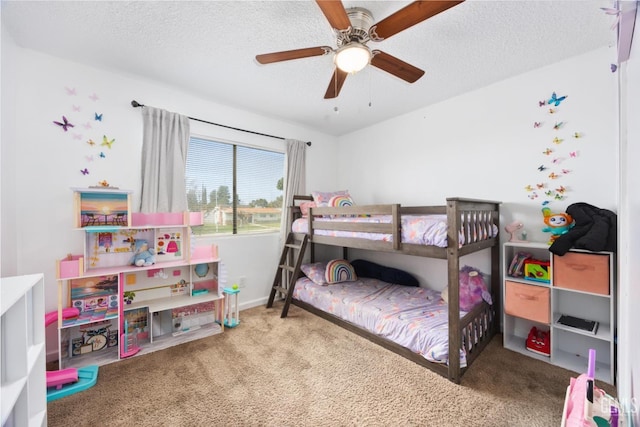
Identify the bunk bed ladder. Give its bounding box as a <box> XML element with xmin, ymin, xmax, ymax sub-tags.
<box><xmin>266</xmin><ymin>232</ymin><xmax>309</xmax><ymax>318</ymax></box>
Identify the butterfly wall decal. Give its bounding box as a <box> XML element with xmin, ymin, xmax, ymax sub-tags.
<box><xmin>536</xmin><ymin>183</ymin><xmax>545</xmax><ymax>189</ymax></box>
<box><xmin>72</xmin><ymin>133</ymin><xmax>82</xmax><ymax>140</ymax></box>
<box><xmin>553</xmin><ymin>121</ymin><xmax>565</xmax><ymax>130</ymax></box>
<box><xmin>545</xmin><ymin>190</ymin><xmax>554</xmax><ymax>197</ymax></box>
<box><xmin>525</xmin><ymin>185</ymin><xmax>534</xmax><ymax>192</ymax></box>
<box><xmin>80</xmin><ymin>168</ymin><xmax>89</xmax><ymax>175</ymax></box>
<box><xmin>538</xmin><ymin>165</ymin><xmax>547</xmax><ymax>171</ymax></box>
<box><xmin>101</xmin><ymin>135</ymin><xmax>115</xmax><ymax>149</ymax></box>
<box><xmin>554</xmin><ymin>194</ymin><xmax>565</xmax><ymax>200</ymax></box>
<box><xmin>72</xmin><ymin>105</ymin><xmax>81</xmax><ymax>112</ymax></box>
<box><xmin>542</xmin><ymin>201</ymin><xmax>550</xmax><ymax>206</ymax></box>
<box><xmin>552</xmin><ymin>158</ymin><xmax>562</xmax><ymax>164</ymax></box>
<box><xmin>95</xmin><ymin>113</ymin><xmax>103</xmax><ymax>121</ymax></box>
<box><xmin>98</xmin><ymin>180</ymin><xmax>109</xmax><ymax>187</ymax></box>
<box><xmin>89</xmin><ymin>93</ymin><xmax>99</xmax><ymax>101</ymax></box>
<box><xmin>528</xmin><ymin>192</ymin><xmax>538</xmax><ymax>200</ymax></box>
<box><xmin>99</xmin><ymin>152</ymin><xmax>106</xmax><ymax>158</ymax></box>
<box><xmin>562</xmin><ymin>169</ymin><xmax>571</xmax><ymax>174</ymax></box>
<box><xmin>53</xmin><ymin>116</ymin><xmax>74</xmax><ymax>131</ymax></box>
<box><xmin>85</xmin><ymin>155</ymin><xmax>94</xmax><ymax>162</ymax></box>
<box><xmin>556</xmin><ymin>186</ymin><xmax>566</xmax><ymax>193</ymax></box>
<box><xmin>611</xmin><ymin>63</ymin><xmax>618</xmax><ymax>73</ymax></box>
<box><xmin>83</xmin><ymin>122</ymin><xmax>92</xmax><ymax>129</ymax></box>
<box><xmin>548</xmin><ymin>108</ymin><xmax>556</xmax><ymax>114</ymax></box>
<box><xmin>538</xmin><ymin>100</ymin><xmax>547</xmax><ymax>107</ymax></box>
<box><xmin>573</xmin><ymin>132</ymin><xmax>582</xmax><ymax>139</ymax></box>
<box><xmin>553</xmin><ymin>137</ymin><xmax>563</xmax><ymax>144</ymax></box>
<box><xmin>569</xmin><ymin>151</ymin><xmax>578</xmax><ymax>158</ymax></box>
<box><xmin>543</xmin><ymin>148</ymin><xmax>553</xmax><ymax>155</ymax></box>
<box><xmin>548</xmin><ymin>172</ymin><xmax>560</xmax><ymax>179</ymax></box>
<box><xmin>548</xmin><ymin>92</ymin><xmax>568</xmax><ymax>107</ymax></box>
<box><xmin>65</xmin><ymin>87</ymin><xmax>76</xmax><ymax>96</ymax></box>
<box><xmin>534</xmin><ymin>122</ymin><xmax>541</xmax><ymax>128</ymax></box>
<box><xmin>87</xmin><ymin>139</ymin><xmax>96</xmax><ymax>146</ymax></box>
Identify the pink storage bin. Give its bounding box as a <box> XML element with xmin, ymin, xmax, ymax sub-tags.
<box><xmin>56</xmin><ymin>255</ymin><xmax>84</xmax><ymax>279</ymax></box>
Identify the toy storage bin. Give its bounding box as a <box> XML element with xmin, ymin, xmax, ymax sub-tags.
<box><xmin>504</xmin><ymin>281</ymin><xmax>550</xmax><ymax>324</ymax></box>
<box><xmin>553</xmin><ymin>252</ymin><xmax>609</xmax><ymax>295</ymax></box>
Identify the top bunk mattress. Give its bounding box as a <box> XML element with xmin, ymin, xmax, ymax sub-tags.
<box><xmin>293</xmin><ymin>276</ymin><xmax>469</xmax><ymax>367</ymax></box>
<box><xmin>292</xmin><ymin>214</ymin><xmax>497</xmax><ymax>248</ymax></box>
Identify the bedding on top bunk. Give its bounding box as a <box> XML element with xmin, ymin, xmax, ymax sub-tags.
<box><xmin>292</xmin><ymin>214</ymin><xmax>497</xmax><ymax>248</ymax></box>
<box><xmin>292</xmin><ymin>275</ymin><xmax>471</xmax><ymax>367</ymax></box>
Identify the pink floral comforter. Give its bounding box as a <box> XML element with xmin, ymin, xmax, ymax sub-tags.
<box><xmin>293</xmin><ymin>277</ymin><xmax>468</xmax><ymax>366</ymax></box>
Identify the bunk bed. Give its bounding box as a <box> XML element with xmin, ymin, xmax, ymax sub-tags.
<box><xmin>275</xmin><ymin>195</ymin><xmax>501</xmax><ymax>384</ymax></box>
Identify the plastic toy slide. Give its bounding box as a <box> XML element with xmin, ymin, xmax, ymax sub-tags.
<box><xmin>45</xmin><ymin>308</ymin><xmax>100</xmax><ymax>402</ymax></box>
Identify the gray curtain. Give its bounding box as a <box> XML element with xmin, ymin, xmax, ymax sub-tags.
<box><xmin>279</xmin><ymin>139</ymin><xmax>307</xmax><ymax>246</ymax></box>
<box><xmin>139</xmin><ymin>106</ymin><xmax>190</xmax><ymax>213</ymax></box>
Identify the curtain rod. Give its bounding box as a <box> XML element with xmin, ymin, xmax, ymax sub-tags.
<box><xmin>131</xmin><ymin>100</ymin><xmax>311</xmax><ymax>146</ymax></box>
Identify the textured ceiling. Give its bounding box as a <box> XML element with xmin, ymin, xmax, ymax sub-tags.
<box><xmin>1</xmin><ymin>0</ymin><xmax>616</xmax><ymax>136</ymax></box>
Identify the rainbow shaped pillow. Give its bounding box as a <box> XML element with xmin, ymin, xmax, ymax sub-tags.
<box><xmin>328</xmin><ymin>195</ymin><xmax>354</xmax><ymax>208</ymax></box>
<box><xmin>324</xmin><ymin>259</ymin><xmax>357</xmax><ymax>284</ymax></box>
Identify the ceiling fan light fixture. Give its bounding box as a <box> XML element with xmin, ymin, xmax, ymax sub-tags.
<box><xmin>334</xmin><ymin>42</ymin><xmax>371</xmax><ymax>74</ymax></box>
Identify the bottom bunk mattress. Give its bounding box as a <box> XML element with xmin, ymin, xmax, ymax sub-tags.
<box><xmin>292</xmin><ymin>277</ymin><xmax>469</xmax><ymax>367</ymax></box>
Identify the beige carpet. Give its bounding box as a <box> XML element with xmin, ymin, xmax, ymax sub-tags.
<box><xmin>47</xmin><ymin>305</ymin><xmax>615</xmax><ymax>427</ymax></box>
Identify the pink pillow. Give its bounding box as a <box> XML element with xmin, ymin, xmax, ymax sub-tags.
<box><xmin>311</xmin><ymin>190</ymin><xmax>350</xmax><ymax>208</ymax></box>
<box><xmin>299</xmin><ymin>201</ymin><xmax>316</xmax><ymax>217</ymax></box>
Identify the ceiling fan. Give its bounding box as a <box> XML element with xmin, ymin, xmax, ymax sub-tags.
<box><xmin>255</xmin><ymin>0</ymin><xmax>464</xmax><ymax>99</ymax></box>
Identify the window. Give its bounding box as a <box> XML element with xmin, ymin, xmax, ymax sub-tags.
<box><xmin>185</xmin><ymin>136</ymin><xmax>285</xmax><ymax>236</ymax></box>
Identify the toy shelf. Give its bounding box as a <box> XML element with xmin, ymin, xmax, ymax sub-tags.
<box><xmin>54</xmin><ymin>188</ymin><xmax>225</xmax><ymax>370</ymax></box>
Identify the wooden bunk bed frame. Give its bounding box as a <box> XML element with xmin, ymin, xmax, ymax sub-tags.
<box><xmin>284</xmin><ymin>196</ymin><xmax>501</xmax><ymax>384</ymax></box>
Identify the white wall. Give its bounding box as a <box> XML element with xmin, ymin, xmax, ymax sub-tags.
<box><xmin>617</xmin><ymin>7</ymin><xmax>640</xmax><ymax>421</ymax></box>
<box><xmin>336</xmin><ymin>47</ymin><xmax>619</xmax><ymax>289</ymax></box>
<box><xmin>0</xmin><ymin>39</ymin><xmax>338</xmax><ymax>359</ymax></box>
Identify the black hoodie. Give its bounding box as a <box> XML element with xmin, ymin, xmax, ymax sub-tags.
<box><xmin>549</xmin><ymin>203</ymin><xmax>617</xmax><ymax>256</ymax></box>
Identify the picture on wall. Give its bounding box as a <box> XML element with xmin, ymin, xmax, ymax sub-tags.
<box><xmin>77</xmin><ymin>190</ymin><xmax>129</xmax><ymax>227</ymax></box>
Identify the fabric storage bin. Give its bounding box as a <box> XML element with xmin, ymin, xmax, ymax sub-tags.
<box><xmin>504</xmin><ymin>281</ymin><xmax>550</xmax><ymax>324</ymax></box>
<box><xmin>553</xmin><ymin>252</ymin><xmax>610</xmax><ymax>295</ymax></box>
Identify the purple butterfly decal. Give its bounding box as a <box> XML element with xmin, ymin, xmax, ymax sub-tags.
<box><xmin>538</xmin><ymin>100</ymin><xmax>546</xmax><ymax>107</ymax></box>
<box><xmin>53</xmin><ymin>116</ymin><xmax>74</xmax><ymax>131</ymax></box>
<box><xmin>80</xmin><ymin>168</ymin><xmax>89</xmax><ymax>175</ymax></box>
<box><xmin>611</xmin><ymin>63</ymin><xmax>618</xmax><ymax>73</ymax></box>
<box><xmin>534</xmin><ymin>122</ymin><xmax>541</xmax><ymax>128</ymax></box>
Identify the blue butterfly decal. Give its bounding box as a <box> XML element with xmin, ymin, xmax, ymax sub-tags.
<box><xmin>99</xmin><ymin>152</ymin><xmax>106</xmax><ymax>158</ymax></box>
<box><xmin>538</xmin><ymin>165</ymin><xmax>547</xmax><ymax>172</ymax></box>
<box><xmin>53</xmin><ymin>116</ymin><xmax>74</xmax><ymax>131</ymax></box>
<box><xmin>80</xmin><ymin>168</ymin><xmax>89</xmax><ymax>175</ymax></box>
<box><xmin>95</xmin><ymin>113</ymin><xmax>103</xmax><ymax>121</ymax></box>
<box><xmin>548</xmin><ymin>92</ymin><xmax>567</xmax><ymax>107</ymax></box>
<box><xmin>611</xmin><ymin>64</ymin><xmax>618</xmax><ymax>73</ymax></box>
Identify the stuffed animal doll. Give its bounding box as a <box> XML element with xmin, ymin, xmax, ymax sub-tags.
<box><xmin>130</xmin><ymin>239</ymin><xmax>156</xmax><ymax>267</ymax></box>
<box><xmin>541</xmin><ymin>207</ymin><xmax>574</xmax><ymax>245</ymax></box>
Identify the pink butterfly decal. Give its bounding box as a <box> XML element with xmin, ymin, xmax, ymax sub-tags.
<box><xmin>85</xmin><ymin>155</ymin><xmax>94</xmax><ymax>162</ymax></box>
<box><xmin>569</xmin><ymin>151</ymin><xmax>578</xmax><ymax>158</ymax></box>
<box><xmin>53</xmin><ymin>116</ymin><xmax>74</xmax><ymax>131</ymax></box>
<box><xmin>543</xmin><ymin>148</ymin><xmax>553</xmax><ymax>155</ymax></box>
<box><xmin>552</xmin><ymin>158</ymin><xmax>562</xmax><ymax>164</ymax></box>
<box><xmin>534</xmin><ymin>122</ymin><xmax>541</xmax><ymax>128</ymax></box>
<box><xmin>89</xmin><ymin>93</ymin><xmax>99</xmax><ymax>101</ymax></box>
<box><xmin>82</xmin><ymin>122</ymin><xmax>92</xmax><ymax>130</ymax></box>
<box><xmin>65</xmin><ymin>87</ymin><xmax>76</xmax><ymax>96</ymax></box>
<box><xmin>72</xmin><ymin>133</ymin><xmax>82</xmax><ymax>140</ymax></box>
<box><xmin>80</xmin><ymin>168</ymin><xmax>89</xmax><ymax>175</ymax></box>
<box><xmin>72</xmin><ymin>105</ymin><xmax>81</xmax><ymax>112</ymax></box>
<box><xmin>562</xmin><ymin>169</ymin><xmax>571</xmax><ymax>174</ymax></box>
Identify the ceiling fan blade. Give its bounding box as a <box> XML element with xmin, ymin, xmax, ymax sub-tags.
<box><xmin>315</xmin><ymin>0</ymin><xmax>351</xmax><ymax>31</ymax></box>
<box><xmin>369</xmin><ymin>1</ymin><xmax>464</xmax><ymax>41</ymax></box>
<box><xmin>256</xmin><ymin>46</ymin><xmax>332</xmax><ymax>64</ymax></box>
<box><xmin>324</xmin><ymin>68</ymin><xmax>348</xmax><ymax>99</ymax></box>
<box><xmin>370</xmin><ymin>50</ymin><xmax>425</xmax><ymax>83</ymax></box>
